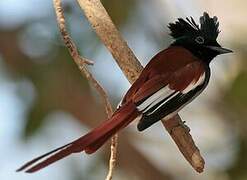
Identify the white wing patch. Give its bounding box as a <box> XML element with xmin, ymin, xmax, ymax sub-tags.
<box><xmin>146</xmin><ymin>92</ymin><xmax>179</xmax><ymax>115</ymax></box>
<box><xmin>182</xmin><ymin>73</ymin><xmax>205</xmax><ymax>93</ymax></box>
<box><xmin>136</xmin><ymin>72</ymin><xmax>206</xmax><ymax>114</ymax></box>
<box><xmin>137</xmin><ymin>86</ymin><xmax>175</xmax><ymax>112</ymax></box>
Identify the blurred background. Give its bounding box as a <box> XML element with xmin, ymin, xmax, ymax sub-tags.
<box><xmin>0</xmin><ymin>0</ymin><xmax>246</xmax><ymax>179</ymax></box>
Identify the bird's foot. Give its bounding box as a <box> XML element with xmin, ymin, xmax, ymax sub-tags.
<box><xmin>179</xmin><ymin>121</ymin><xmax>190</xmax><ymax>132</ymax></box>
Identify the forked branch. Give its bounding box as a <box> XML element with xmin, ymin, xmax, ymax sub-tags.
<box><xmin>76</xmin><ymin>0</ymin><xmax>205</xmax><ymax>173</ymax></box>
<box><xmin>54</xmin><ymin>1</ymin><xmax>205</xmax><ymax>180</ymax></box>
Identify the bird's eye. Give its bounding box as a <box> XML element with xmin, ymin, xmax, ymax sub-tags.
<box><xmin>195</xmin><ymin>36</ymin><xmax>205</xmax><ymax>44</ymax></box>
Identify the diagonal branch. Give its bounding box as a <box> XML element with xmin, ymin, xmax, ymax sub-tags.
<box><xmin>53</xmin><ymin>1</ymin><xmax>117</xmax><ymax>179</ymax></box>
<box><xmin>76</xmin><ymin>0</ymin><xmax>204</xmax><ymax>173</ymax></box>
<box><xmin>77</xmin><ymin>0</ymin><xmax>142</xmax><ymax>84</ymax></box>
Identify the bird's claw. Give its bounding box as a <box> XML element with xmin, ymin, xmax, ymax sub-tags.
<box><xmin>179</xmin><ymin>121</ymin><xmax>190</xmax><ymax>132</ymax></box>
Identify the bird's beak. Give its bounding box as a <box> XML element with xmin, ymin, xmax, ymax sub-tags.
<box><xmin>206</xmin><ymin>46</ymin><xmax>233</xmax><ymax>54</ymax></box>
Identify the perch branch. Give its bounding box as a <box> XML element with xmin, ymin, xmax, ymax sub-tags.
<box><xmin>53</xmin><ymin>1</ymin><xmax>118</xmax><ymax>179</ymax></box>
<box><xmin>76</xmin><ymin>0</ymin><xmax>142</xmax><ymax>83</ymax></box>
<box><xmin>77</xmin><ymin>0</ymin><xmax>204</xmax><ymax>173</ymax></box>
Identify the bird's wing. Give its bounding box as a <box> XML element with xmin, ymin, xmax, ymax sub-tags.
<box><xmin>121</xmin><ymin>47</ymin><xmax>197</xmax><ymax>104</ymax></box>
<box><xmin>133</xmin><ymin>61</ymin><xmax>209</xmax><ymax>131</ymax></box>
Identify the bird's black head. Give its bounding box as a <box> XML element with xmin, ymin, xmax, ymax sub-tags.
<box><xmin>168</xmin><ymin>12</ymin><xmax>232</xmax><ymax>64</ymax></box>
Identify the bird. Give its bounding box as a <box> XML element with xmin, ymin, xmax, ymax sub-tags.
<box><xmin>17</xmin><ymin>12</ymin><xmax>232</xmax><ymax>173</ymax></box>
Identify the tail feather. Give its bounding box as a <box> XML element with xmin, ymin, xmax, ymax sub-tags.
<box><xmin>16</xmin><ymin>142</ymin><xmax>73</xmax><ymax>172</ymax></box>
<box><xmin>17</xmin><ymin>102</ymin><xmax>139</xmax><ymax>173</ymax></box>
<box><xmin>25</xmin><ymin>146</ymin><xmax>73</xmax><ymax>173</ymax></box>
<box><xmin>85</xmin><ymin>109</ymin><xmax>138</xmax><ymax>154</ymax></box>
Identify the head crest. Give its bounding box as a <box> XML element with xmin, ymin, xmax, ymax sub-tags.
<box><xmin>168</xmin><ymin>12</ymin><xmax>220</xmax><ymax>41</ymax></box>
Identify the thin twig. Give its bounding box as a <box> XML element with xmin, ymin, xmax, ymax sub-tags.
<box><xmin>53</xmin><ymin>1</ymin><xmax>118</xmax><ymax>179</ymax></box>
<box><xmin>77</xmin><ymin>0</ymin><xmax>205</xmax><ymax>173</ymax></box>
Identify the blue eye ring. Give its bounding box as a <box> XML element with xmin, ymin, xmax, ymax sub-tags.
<box><xmin>195</xmin><ymin>36</ymin><xmax>205</xmax><ymax>44</ymax></box>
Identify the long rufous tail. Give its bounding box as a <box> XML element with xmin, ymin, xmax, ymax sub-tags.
<box><xmin>17</xmin><ymin>102</ymin><xmax>139</xmax><ymax>173</ymax></box>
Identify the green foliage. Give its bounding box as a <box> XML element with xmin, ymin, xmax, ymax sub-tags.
<box><xmin>227</xmin><ymin>139</ymin><xmax>247</xmax><ymax>180</ymax></box>
<box><xmin>102</xmin><ymin>0</ymin><xmax>137</xmax><ymax>26</ymax></box>
<box><xmin>23</xmin><ymin>100</ymin><xmax>50</xmax><ymax>138</ymax></box>
<box><xmin>225</xmin><ymin>71</ymin><xmax>247</xmax><ymax>108</ymax></box>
